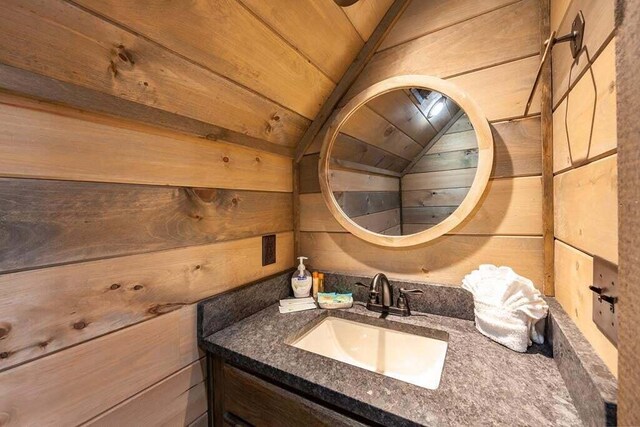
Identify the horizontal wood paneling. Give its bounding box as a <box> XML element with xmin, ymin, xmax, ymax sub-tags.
<box><xmin>551</xmin><ymin>0</ymin><xmax>615</xmax><ymax>107</ymax></box>
<box><xmin>402</xmin><ymin>168</ymin><xmax>477</xmax><ymax>191</ymax></box>
<box><xmin>303</xmin><ymin>177</ymin><xmax>541</xmax><ymax>236</ymax></box>
<box><xmin>73</xmin><ymin>0</ymin><xmax>334</xmax><ymax>119</ymax></box>
<box><xmin>300</xmin><ymin>232</ymin><xmax>544</xmax><ymax>287</ymax></box>
<box><xmin>411</xmin><ymin>149</ymin><xmax>479</xmax><ymax>173</ymax></box>
<box><xmin>402</xmin><ymin>188</ymin><xmax>470</xmax><ymax>207</ymax></box>
<box><xmin>553</xmin><ymin>38</ymin><xmax>617</xmax><ymax>173</ymax></box>
<box><xmin>299</xmin><ymin>194</ymin><xmax>344</xmax><ymax>233</ymax></box>
<box><xmin>427</xmin><ymin>130</ymin><xmax>478</xmax><ymax>154</ymax></box>
<box><xmin>300</xmin><ymin>192</ymin><xmax>400</xmax><ymax>233</ymax></box>
<box><xmin>0</xmin><ymin>66</ymin><xmax>294</xmax><ymax>158</ymax></box>
<box><xmin>402</xmin><ymin>206</ymin><xmax>457</xmax><ymax>225</ymax></box>
<box><xmin>452</xmin><ymin>177</ymin><xmax>542</xmax><ymax>235</ymax></box>
<box><xmin>342</xmin><ymin>0</ymin><xmax>394</xmax><ymax>41</ymax></box>
<box><xmin>346</xmin><ymin>0</ymin><xmax>540</xmax><ymax>99</ymax></box>
<box><xmin>0</xmin><ymin>232</ymin><xmax>293</xmax><ymax>371</ymax></box>
<box><xmin>237</xmin><ymin>0</ymin><xmax>363</xmax><ymax>83</ymax></box>
<box><xmin>554</xmin><ymin>155</ymin><xmax>617</xmax><ymax>263</ymax></box>
<box><xmin>447</xmin><ymin>56</ymin><xmax>541</xmax><ymax>121</ymax></box>
<box><xmin>554</xmin><ymin>240</ymin><xmax>617</xmax><ymax>376</ymax></box>
<box><xmin>329</xmin><ymin>169</ymin><xmax>400</xmax><ymax>192</ymax></box>
<box><xmin>86</xmin><ymin>360</ymin><xmax>207</xmax><ymax>427</ymax></box>
<box><xmin>0</xmin><ymin>179</ymin><xmax>292</xmax><ymax>273</ymax></box>
<box><xmin>0</xmin><ymin>99</ymin><xmax>292</xmax><ymax>192</ymax></box>
<box><xmin>0</xmin><ymin>0</ymin><xmax>309</xmax><ymax>146</ymax></box>
<box><xmin>335</xmin><ymin>191</ymin><xmax>401</xmax><ymax>217</ymax></box>
<box><xmin>352</xmin><ymin>208</ymin><xmax>401</xmax><ymax>233</ymax></box>
<box><xmin>491</xmin><ymin>117</ymin><xmax>542</xmax><ymax>177</ymax></box>
<box><xmin>0</xmin><ymin>304</ymin><xmax>200</xmax><ymax>426</ymax></box>
<box><xmin>379</xmin><ymin>0</ymin><xmax>517</xmax><ymax>51</ymax></box>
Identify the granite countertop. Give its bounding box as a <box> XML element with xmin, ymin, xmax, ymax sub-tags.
<box><xmin>201</xmin><ymin>302</ymin><xmax>582</xmax><ymax>426</ymax></box>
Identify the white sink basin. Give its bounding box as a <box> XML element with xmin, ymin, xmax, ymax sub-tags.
<box><xmin>290</xmin><ymin>316</ymin><xmax>448</xmax><ymax>390</ymax></box>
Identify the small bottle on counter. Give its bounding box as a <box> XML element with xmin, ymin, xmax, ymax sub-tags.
<box><xmin>318</xmin><ymin>273</ymin><xmax>325</xmax><ymax>293</ymax></box>
<box><xmin>291</xmin><ymin>257</ymin><xmax>312</xmax><ymax>298</ymax></box>
<box><xmin>312</xmin><ymin>271</ymin><xmax>319</xmax><ymax>298</ymax></box>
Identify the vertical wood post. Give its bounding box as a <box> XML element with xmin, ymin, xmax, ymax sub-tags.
<box><xmin>293</xmin><ymin>160</ymin><xmax>301</xmax><ymax>258</ymax></box>
<box><xmin>616</xmin><ymin>0</ymin><xmax>640</xmax><ymax>422</ymax></box>
<box><xmin>540</xmin><ymin>0</ymin><xmax>554</xmax><ymax>296</ymax></box>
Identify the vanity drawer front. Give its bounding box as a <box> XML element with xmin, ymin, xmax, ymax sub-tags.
<box><xmin>221</xmin><ymin>363</ymin><xmax>365</xmax><ymax>427</ymax></box>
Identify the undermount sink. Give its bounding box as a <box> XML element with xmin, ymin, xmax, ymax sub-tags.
<box><xmin>290</xmin><ymin>315</ymin><xmax>448</xmax><ymax>390</ymax></box>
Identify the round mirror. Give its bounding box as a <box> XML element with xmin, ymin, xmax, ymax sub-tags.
<box><xmin>319</xmin><ymin>75</ymin><xmax>493</xmax><ymax>247</ymax></box>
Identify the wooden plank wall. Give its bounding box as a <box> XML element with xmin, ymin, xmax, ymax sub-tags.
<box><xmin>0</xmin><ymin>1</ymin><xmax>391</xmax><ymax>425</ymax></box>
<box><xmin>329</xmin><ymin>168</ymin><xmax>401</xmax><ymax>234</ymax></box>
<box><xmin>402</xmin><ymin>114</ymin><xmax>478</xmax><ymax>233</ymax></box>
<box><xmin>550</xmin><ymin>0</ymin><xmax>618</xmax><ymax>376</ymax></box>
<box><xmin>299</xmin><ymin>0</ymin><xmax>545</xmax><ymax>288</ymax></box>
<box><xmin>0</xmin><ymin>97</ymin><xmax>295</xmax><ymax>427</ymax></box>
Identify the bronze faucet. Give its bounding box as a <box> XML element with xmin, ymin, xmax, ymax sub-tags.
<box><xmin>356</xmin><ymin>273</ymin><xmax>423</xmax><ymax>317</ymax></box>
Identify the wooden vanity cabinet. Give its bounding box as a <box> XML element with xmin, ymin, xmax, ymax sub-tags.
<box><xmin>208</xmin><ymin>356</ymin><xmax>369</xmax><ymax>427</ymax></box>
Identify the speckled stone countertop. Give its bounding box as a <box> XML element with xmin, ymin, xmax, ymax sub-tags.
<box><xmin>201</xmin><ymin>302</ymin><xmax>581</xmax><ymax>426</ymax></box>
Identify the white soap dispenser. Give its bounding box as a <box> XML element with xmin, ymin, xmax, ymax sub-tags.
<box><xmin>292</xmin><ymin>256</ymin><xmax>312</xmax><ymax>298</ymax></box>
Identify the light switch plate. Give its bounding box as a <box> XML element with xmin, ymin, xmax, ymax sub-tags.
<box><xmin>262</xmin><ymin>235</ymin><xmax>276</xmax><ymax>266</ymax></box>
<box><xmin>592</xmin><ymin>256</ymin><xmax>618</xmax><ymax>346</ymax></box>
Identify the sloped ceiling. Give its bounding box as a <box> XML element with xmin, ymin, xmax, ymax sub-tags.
<box><xmin>0</xmin><ymin>0</ymin><xmax>393</xmax><ymax>157</ymax></box>
<box><xmin>74</xmin><ymin>0</ymin><xmax>393</xmax><ymax>149</ymax></box>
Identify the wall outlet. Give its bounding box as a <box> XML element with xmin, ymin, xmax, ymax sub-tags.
<box><xmin>262</xmin><ymin>235</ymin><xmax>276</xmax><ymax>266</ymax></box>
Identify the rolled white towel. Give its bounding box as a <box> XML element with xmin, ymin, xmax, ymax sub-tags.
<box><xmin>462</xmin><ymin>264</ymin><xmax>548</xmax><ymax>352</ymax></box>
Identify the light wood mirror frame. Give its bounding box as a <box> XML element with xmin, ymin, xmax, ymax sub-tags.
<box><xmin>319</xmin><ymin>75</ymin><xmax>494</xmax><ymax>248</ymax></box>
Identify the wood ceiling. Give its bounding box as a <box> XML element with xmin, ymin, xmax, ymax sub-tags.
<box><xmin>0</xmin><ymin>0</ymin><xmax>395</xmax><ymax>158</ymax></box>
<box><xmin>331</xmin><ymin>91</ymin><xmax>463</xmax><ymax>177</ymax></box>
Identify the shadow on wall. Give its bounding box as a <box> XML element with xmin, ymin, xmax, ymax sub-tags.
<box><xmin>452</xmin><ymin>123</ymin><xmax>515</xmax><ymax>233</ymax></box>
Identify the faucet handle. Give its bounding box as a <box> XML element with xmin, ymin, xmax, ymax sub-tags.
<box><xmin>355</xmin><ymin>281</ymin><xmax>378</xmax><ymax>304</ymax></box>
<box><xmin>396</xmin><ymin>288</ymin><xmax>423</xmax><ymax>312</ymax></box>
<box><xmin>399</xmin><ymin>288</ymin><xmax>424</xmax><ymax>295</ymax></box>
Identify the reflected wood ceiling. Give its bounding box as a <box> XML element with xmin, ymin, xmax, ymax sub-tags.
<box><xmin>331</xmin><ymin>91</ymin><xmax>462</xmax><ymax>176</ymax></box>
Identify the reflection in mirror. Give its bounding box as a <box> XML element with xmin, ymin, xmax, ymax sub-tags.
<box><xmin>329</xmin><ymin>87</ymin><xmax>479</xmax><ymax>236</ymax></box>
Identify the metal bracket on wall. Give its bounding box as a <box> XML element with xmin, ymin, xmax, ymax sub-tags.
<box><xmin>589</xmin><ymin>256</ymin><xmax>618</xmax><ymax>346</ymax></box>
<box><xmin>560</xmin><ymin>11</ymin><xmax>585</xmax><ymax>59</ymax></box>
<box><xmin>523</xmin><ymin>11</ymin><xmax>585</xmax><ymax>115</ymax></box>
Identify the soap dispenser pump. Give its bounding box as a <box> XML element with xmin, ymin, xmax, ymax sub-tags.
<box><xmin>292</xmin><ymin>257</ymin><xmax>312</xmax><ymax>298</ymax></box>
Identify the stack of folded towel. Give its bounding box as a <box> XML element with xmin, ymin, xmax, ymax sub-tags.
<box><xmin>462</xmin><ymin>264</ymin><xmax>548</xmax><ymax>352</ymax></box>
